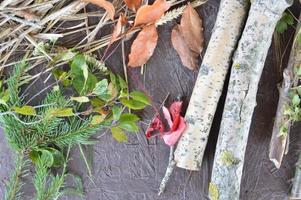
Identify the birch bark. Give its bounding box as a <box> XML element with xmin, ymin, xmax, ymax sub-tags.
<box><xmin>173</xmin><ymin>0</ymin><xmax>250</xmax><ymax>171</ymax></box>
<box><xmin>269</xmin><ymin>14</ymin><xmax>301</xmax><ymax>169</ymax></box>
<box><xmin>210</xmin><ymin>0</ymin><xmax>293</xmax><ymax>199</ymax></box>
<box><xmin>291</xmin><ymin>153</ymin><xmax>301</xmax><ymax>199</ymax></box>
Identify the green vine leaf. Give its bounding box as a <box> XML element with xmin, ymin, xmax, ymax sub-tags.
<box><xmin>130</xmin><ymin>91</ymin><xmax>151</xmax><ymax>105</ymax></box>
<box><xmin>71</xmin><ymin>54</ymin><xmax>89</xmax><ymax>85</ymax></box>
<box><xmin>120</xmin><ymin>98</ymin><xmax>147</xmax><ymax>110</ymax></box>
<box><xmin>111</xmin><ymin>127</ymin><xmax>128</xmax><ymax>142</ymax></box>
<box><xmin>93</xmin><ymin>79</ymin><xmax>109</xmax><ymax>96</ymax></box>
<box><xmin>118</xmin><ymin>121</ymin><xmax>139</xmax><ymax>132</ymax></box>
<box><xmin>13</xmin><ymin>105</ymin><xmax>37</xmax><ymax>116</ymax></box>
<box><xmin>91</xmin><ymin>115</ymin><xmax>105</xmax><ymax>125</ymax></box>
<box><xmin>50</xmin><ymin>108</ymin><xmax>74</xmax><ymax>117</ymax></box>
<box><xmin>119</xmin><ymin>113</ymin><xmax>140</xmax><ymax>123</ymax></box>
<box><xmin>292</xmin><ymin>94</ymin><xmax>300</xmax><ymax>106</ymax></box>
<box><xmin>71</xmin><ymin>96</ymin><xmax>90</xmax><ymax>103</ymax></box>
<box><xmin>112</xmin><ymin>106</ymin><xmax>123</xmax><ymax>121</ymax></box>
<box><xmin>276</xmin><ymin>12</ymin><xmax>294</xmax><ymax>34</ymax></box>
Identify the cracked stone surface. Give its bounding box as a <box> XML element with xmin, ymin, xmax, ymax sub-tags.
<box><xmin>1</xmin><ymin>0</ymin><xmax>301</xmax><ymax>199</ymax></box>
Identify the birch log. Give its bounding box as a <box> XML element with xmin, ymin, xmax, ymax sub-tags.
<box><xmin>291</xmin><ymin>153</ymin><xmax>301</xmax><ymax>199</ymax></box>
<box><xmin>269</xmin><ymin>14</ymin><xmax>301</xmax><ymax>169</ymax></box>
<box><xmin>210</xmin><ymin>0</ymin><xmax>293</xmax><ymax>199</ymax></box>
<box><xmin>173</xmin><ymin>0</ymin><xmax>250</xmax><ymax>171</ymax></box>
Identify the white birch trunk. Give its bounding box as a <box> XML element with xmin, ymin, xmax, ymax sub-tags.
<box><xmin>173</xmin><ymin>0</ymin><xmax>250</xmax><ymax>171</ymax></box>
<box><xmin>210</xmin><ymin>0</ymin><xmax>293</xmax><ymax>199</ymax></box>
<box><xmin>269</xmin><ymin>14</ymin><xmax>301</xmax><ymax>169</ymax></box>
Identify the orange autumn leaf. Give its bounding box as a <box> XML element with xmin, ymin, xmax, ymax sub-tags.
<box><xmin>171</xmin><ymin>25</ymin><xmax>199</xmax><ymax>70</ymax></box>
<box><xmin>83</xmin><ymin>0</ymin><xmax>115</xmax><ymax>20</ymax></box>
<box><xmin>179</xmin><ymin>3</ymin><xmax>204</xmax><ymax>54</ymax></box>
<box><xmin>133</xmin><ymin>0</ymin><xmax>171</xmax><ymax>27</ymax></box>
<box><xmin>110</xmin><ymin>13</ymin><xmax>127</xmax><ymax>43</ymax></box>
<box><xmin>128</xmin><ymin>25</ymin><xmax>158</xmax><ymax>67</ymax></box>
<box><xmin>124</xmin><ymin>0</ymin><xmax>142</xmax><ymax>11</ymax></box>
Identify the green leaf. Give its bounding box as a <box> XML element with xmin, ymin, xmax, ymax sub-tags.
<box><xmin>292</xmin><ymin>94</ymin><xmax>300</xmax><ymax>106</ymax></box>
<box><xmin>117</xmin><ymin>75</ymin><xmax>128</xmax><ymax>90</ymax></box>
<box><xmin>90</xmin><ymin>98</ymin><xmax>105</xmax><ymax>107</ymax></box>
<box><xmin>13</xmin><ymin>105</ymin><xmax>37</xmax><ymax>116</ymax></box>
<box><xmin>71</xmin><ymin>96</ymin><xmax>90</xmax><ymax>103</ymax></box>
<box><xmin>111</xmin><ymin>127</ymin><xmax>127</xmax><ymax>142</ymax></box>
<box><xmin>119</xmin><ymin>113</ymin><xmax>140</xmax><ymax>123</ymax></box>
<box><xmin>44</xmin><ymin>147</ymin><xmax>65</xmax><ymax>167</ymax></box>
<box><xmin>71</xmin><ymin>54</ymin><xmax>89</xmax><ymax>84</ymax></box>
<box><xmin>120</xmin><ymin>98</ymin><xmax>147</xmax><ymax>110</ymax></box>
<box><xmin>93</xmin><ymin>79</ymin><xmax>108</xmax><ymax>96</ymax></box>
<box><xmin>130</xmin><ymin>91</ymin><xmax>151</xmax><ymax>105</ymax></box>
<box><xmin>112</xmin><ymin>106</ymin><xmax>123</xmax><ymax>121</ymax></box>
<box><xmin>118</xmin><ymin>121</ymin><xmax>139</xmax><ymax>132</ymax></box>
<box><xmin>91</xmin><ymin>115</ymin><xmax>105</xmax><ymax>125</ymax></box>
<box><xmin>276</xmin><ymin>12</ymin><xmax>294</xmax><ymax>33</ymax></box>
<box><xmin>41</xmin><ymin>149</ymin><xmax>54</xmax><ymax>168</ymax></box>
<box><xmin>73</xmin><ymin>72</ymin><xmax>98</xmax><ymax>95</ymax></box>
<box><xmin>29</xmin><ymin>150</ymin><xmax>40</xmax><ymax>164</ymax></box>
<box><xmin>50</xmin><ymin>108</ymin><xmax>74</xmax><ymax>117</ymax></box>
<box><xmin>209</xmin><ymin>182</ymin><xmax>219</xmax><ymax>200</ymax></box>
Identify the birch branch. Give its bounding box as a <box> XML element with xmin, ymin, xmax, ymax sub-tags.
<box><xmin>291</xmin><ymin>152</ymin><xmax>301</xmax><ymax>200</ymax></box>
<box><xmin>173</xmin><ymin>0</ymin><xmax>250</xmax><ymax>171</ymax></box>
<box><xmin>210</xmin><ymin>0</ymin><xmax>293</xmax><ymax>199</ymax></box>
<box><xmin>269</xmin><ymin>14</ymin><xmax>301</xmax><ymax>169</ymax></box>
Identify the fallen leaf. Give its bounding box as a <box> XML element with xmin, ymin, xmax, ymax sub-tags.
<box><xmin>128</xmin><ymin>25</ymin><xmax>158</xmax><ymax>67</ymax></box>
<box><xmin>83</xmin><ymin>0</ymin><xmax>115</xmax><ymax>20</ymax></box>
<box><xmin>133</xmin><ymin>0</ymin><xmax>171</xmax><ymax>27</ymax></box>
<box><xmin>111</xmin><ymin>13</ymin><xmax>127</xmax><ymax>43</ymax></box>
<box><xmin>179</xmin><ymin>4</ymin><xmax>204</xmax><ymax>54</ymax></box>
<box><xmin>171</xmin><ymin>25</ymin><xmax>199</xmax><ymax>70</ymax></box>
<box><xmin>124</xmin><ymin>0</ymin><xmax>142</xmax><ymax>11</ymax></box>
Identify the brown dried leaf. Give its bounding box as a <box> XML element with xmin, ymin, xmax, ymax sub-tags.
<box><xmin>128</xmin><ymin>25</ymin><xmax>158</xmax><ymax>67</ymax></box>
<box><xmin>110</xmin><ymin>13</ymin><xmax>127</xmax><ymax>43</ymax></box>
<box><xmin>179</xmin><ymin>3</ymin><xmax>204</xmax><ymax>54</ymax></box>
<box><xmin>133</xmin><ymin>0</ymin><xmax>170</xmax><ymax>27</ymax></box>
<box><xmin>123</xmin><ymin>0</ymin><xmax>142</xmax><ymax>11</ymax></box>
<box><xmin>83</xmin><ymin>0</ymin><xmax>115</xmax><ymax>20</ymax></box>
<box><xmin>171</xmin><ymin>25</ymin><xmax>199</xmax><ymax>70</ymax></box>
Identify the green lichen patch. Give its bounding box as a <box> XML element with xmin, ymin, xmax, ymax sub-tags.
<box><xmin>209</xmin><ymin>182</ymin><xmax>219</xmax><ymax>200</ymax></box>
<box><xmin>219</xmin><ymin>151</ymin><xmax>240</xmax><ymax>167</ymax></box>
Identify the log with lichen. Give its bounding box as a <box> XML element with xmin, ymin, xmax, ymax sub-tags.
<box><xmin>209</xmin><ymin>0</ymin><xmax>293</xmax><ymax>199</ymax></box>
<box><xmin>158</xmin><ymin>0</ymin><xmax>250</xmax><ymax>194</ymax></box>
<box><xmin>269</xmin><ymin>14</ymin><xmax>301</xmax><ymax>169</ymax></box>
<box><xmin>173</xmin><ymin>0</ymin><xmax>250</xmax><ymax>171</ymax></box>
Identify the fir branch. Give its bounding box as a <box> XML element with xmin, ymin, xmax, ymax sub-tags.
<box><xmin>4</xmin><ymin>151</ymin><xmax>28</xmax><ymax>200</ymax></box>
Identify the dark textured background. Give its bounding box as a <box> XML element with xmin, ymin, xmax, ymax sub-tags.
<box><xmin>1</xmin><ymin>0</ymin><xmax>301</xmax><ymax>199</ymax></box>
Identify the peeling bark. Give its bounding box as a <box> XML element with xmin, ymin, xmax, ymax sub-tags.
<box><xmin>210</xmin><ymin>0</ymin><xmax>293</xmax><ymax>199</ymax></box>
<box><xmin>269</xmin><ymin>14</ymin><xmax>301</xmax><ymax>169</ymax></box>
<box><xmin>173</xmin><ymin>0</ymin><xmax>250</xmax><ymax>171</ymax></box>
